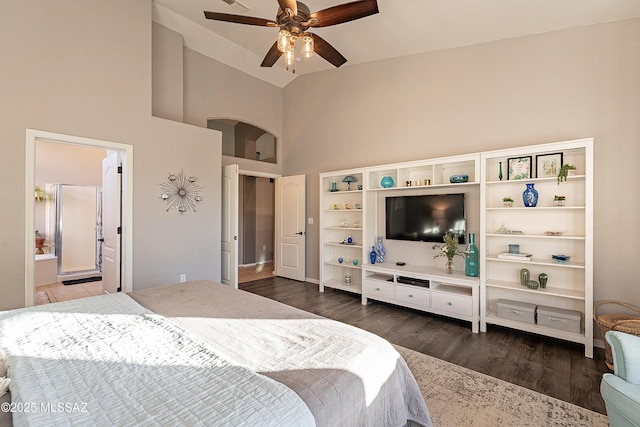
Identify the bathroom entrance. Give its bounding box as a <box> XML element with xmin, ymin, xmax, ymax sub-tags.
<box><xmin>27</xmin><ymin>130</ymin><xmax>133</xmax><ymax>307</ymax></box>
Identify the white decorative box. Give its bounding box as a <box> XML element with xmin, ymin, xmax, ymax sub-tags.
<box><xmin>536</xmin><ymin>305</ymin><xmax>581</xmax><ymax>333</ymax></box>
<box><xmin>497</xmin><ymin>299</ymin><xmax>536</xmax><ymax>324</ymax></box>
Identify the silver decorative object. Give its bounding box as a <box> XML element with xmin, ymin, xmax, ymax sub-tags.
<box><xmin>159</xmin><ymin>170</ymin><xmax>203</xmax><ymax>214</ymax></box>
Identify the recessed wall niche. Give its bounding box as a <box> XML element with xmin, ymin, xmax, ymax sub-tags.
<box><xmin>208</xmin><ymin>119</ymin><xmax>276</xmax><ymax>164</ymax></box>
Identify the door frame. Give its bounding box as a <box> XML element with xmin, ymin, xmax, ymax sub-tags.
<box><xmin>25</xmin><ymin>129</ymin><xmax>134</xmax><ymax>306</ymax></box>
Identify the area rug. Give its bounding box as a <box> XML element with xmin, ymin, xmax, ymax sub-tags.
<box><xmin>61</xmin><ymin>276</ymin><xmax>102</xmax><ymax>286</ymax></box>
<box><xmin>394</xmin><ymin>345</ymin><xmax>608</xmax><ymax>427</ymax></box>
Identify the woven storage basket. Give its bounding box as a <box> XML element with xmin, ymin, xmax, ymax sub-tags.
<box><xmin>594</xmin><ymin>301</ymin><xmax>640</xmax><ymax>370</ymax></box>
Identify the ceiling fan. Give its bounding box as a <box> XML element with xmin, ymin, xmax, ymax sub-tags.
<box><xmin>204</xmin><ymin>0</ymin><xmax>379</xmax><ymax>71</ymax></box>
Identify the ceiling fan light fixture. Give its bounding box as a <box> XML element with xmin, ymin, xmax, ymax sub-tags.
<box><xmin>301</xmin><ymin>34</ymin><xmax>314</xmax><ymax>58</ymax></box>
<box><xmin>204</xmin><ymin>0</ymin><xmax>379</xmax><ymax>71</ymax></box>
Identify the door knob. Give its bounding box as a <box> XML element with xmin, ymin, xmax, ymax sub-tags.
<box><xmin>296</xmin><ymin>231</ymin><xmax>304</xmax><ymax>235</ymax></box>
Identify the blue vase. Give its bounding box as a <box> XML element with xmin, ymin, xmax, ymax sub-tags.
<box><xmin>369</xmin><ymin>246</ymin><xmax>377</xmax><ymax>264</ymax></box>
<box><xmin>522</xmin><ymin>183</ymin><xmax>538</xmax><ymax>207</ymax></box>
<box><xmin>380</xmin><ymin>176</ymin><xmax>394</xmax><ymax>188</ymax></box>
<box><xmin>464</xmin><ymin>233</ymin><xmax>479</xmax><ymax>277</ymax></box>
<box><xmin>375</xmin><ymin>236</ymin><xmax>386</xmax><ymax>263</ymax></box>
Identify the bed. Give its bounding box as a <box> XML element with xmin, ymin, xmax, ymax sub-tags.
<box><xmin>0</xmin><ymin>280</ymin><xmax>431</xmax><ymax>426</ymax></box>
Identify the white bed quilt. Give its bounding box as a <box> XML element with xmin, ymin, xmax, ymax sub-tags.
<box><xmin>174</xmin><ymin>316</ymin><xmax>431</xmax><ymax>427</ymax></box>
<box><xmin>0</xmin><ymin>294</ymin><xmax>315</xmax><ymax>427</ymax></box>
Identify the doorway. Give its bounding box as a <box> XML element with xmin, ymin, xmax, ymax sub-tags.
<box><xmin>222</xmin><ymin>167</ymin><xmax>306</xmax><ymax>287</ymax></box>
<box><xmin>238</xmin><ymin>175</ymin><xmax>275</xmax><ymax>284</ymax></box>
<box><xmin>25</xmin><ymin>130</ymin><xmax>133</xmax><ymax>307</ymax></box>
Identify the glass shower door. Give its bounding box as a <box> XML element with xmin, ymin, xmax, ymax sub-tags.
<box><xmin>56</xmin><ymin>185</ymin><xmax>101</xmax><ymax>275</ymax></box>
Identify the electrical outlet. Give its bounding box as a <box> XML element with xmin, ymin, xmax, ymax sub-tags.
<box><xmin>179</xmin><ymin>274</ymin><xmax>186</xmax><ymax>283</ymax></box>
<box><xmin>263</xmin><ymin>245</ymin><xmax>267</xmax><ymax>251</ymax></box>
<box><xmin>308</xmin><ymin>217</ymin><xmax>314</xmax><ymax>225</ymax></box>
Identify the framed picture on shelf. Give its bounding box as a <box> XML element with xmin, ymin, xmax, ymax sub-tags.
<box><xmin>535</xmin><ymin>152</ymin><xmax>563</xmax><ymax>178</ymax></box>
<box><xmin>507</xmin><ymin>156</ymin><xmax>532</xmax><ymax>180</ymax></box>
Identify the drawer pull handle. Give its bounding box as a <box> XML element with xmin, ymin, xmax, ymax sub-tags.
<box><xmin>409</xmin><ymin>294</ymin><xmax>413</xmax><ymax>298</ymax></box>
<box><xmin>447</xmin><ymin>302</ymin><xmax>453</xmax><ymax>306</ymax></box>
<box><xmin>376</xmin><ymin>287</ymin><xmax>380</xmax><ymax>291</ymax></box>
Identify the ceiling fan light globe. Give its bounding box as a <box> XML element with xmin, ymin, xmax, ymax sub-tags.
<box><xmin>302</xmin><ymin>34</ymin><xmax>314</xmax><ymax>58</ymax></box>
<box><xmin>285</xmin><ymin>48</ymin><xmax>295</xmax><ymax>66</ymax></box>
<box><xmin>277</xmin><ymin>29</ymin><xmax>290</xmax><ymax>52</ymax></box>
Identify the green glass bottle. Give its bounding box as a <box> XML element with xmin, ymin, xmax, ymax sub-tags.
<box><xmin>465</xmin><ymin>233</ymin><xmax>479</xmax><ymax>277</ymax></box>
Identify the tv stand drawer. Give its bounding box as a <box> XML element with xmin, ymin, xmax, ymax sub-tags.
<box><xmin>431</xmin><ymin>291</ymin><xmax>472</xmax><ymax>317</ymax></box>
<box><xmin>395</xmin><ymin>284</ymin><xmax>430</xmax><ymax>308</ymax></box>
<box><xmin>364</xmin><ymin>280</ymin><xmax>394</xmax><ymax>299</ymax></box>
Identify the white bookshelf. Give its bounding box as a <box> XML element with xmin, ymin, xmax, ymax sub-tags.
<box><xmin>480</xmin><ymin>138</ymin><xmax>593</xmax><ymax>357</ymax></box>
<box><xmin>319</xmin><ymin>169</ymin><xmax>366</xmax><ymax>294</ymax></box>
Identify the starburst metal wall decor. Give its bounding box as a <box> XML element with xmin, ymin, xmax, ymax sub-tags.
<box><xmin>159</xmin><ymin>170</ymin><xmax>203</xmax><ymax>214</ymax></box>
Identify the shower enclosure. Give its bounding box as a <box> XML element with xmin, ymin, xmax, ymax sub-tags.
<box><xmin>50</xmin><ymin>184</ymin><xmax>102</xmax><ymax>277</ymax></box>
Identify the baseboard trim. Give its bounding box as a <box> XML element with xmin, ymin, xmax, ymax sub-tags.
<box><xmin>239</xmin><ymin>260</ymin><xmax>274</xmax><ymax>268</ymax></box>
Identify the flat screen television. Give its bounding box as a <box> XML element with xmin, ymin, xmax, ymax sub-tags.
<box><xmin>385</xmin><ymin>194</ymin><xmax>466</xmax><ymax>243</ymax></box>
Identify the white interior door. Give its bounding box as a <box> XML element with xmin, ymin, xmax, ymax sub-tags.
<box><xmin>101</xmin><ymin>151</ymin><xmax>121</xmax><ymax>294</ymax></box>
<box><xmin>275</xmin><ymin>175</ymin><xmax>306</xmax><ymax>281</ymax></box>
<box><xmin>221</xmin><ymin>164</ymin><xmax>239</xmax><ymax>288</ymax></box>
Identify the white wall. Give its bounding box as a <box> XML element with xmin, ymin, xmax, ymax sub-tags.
<box><xmin>0</xmin><ymin>0</ymin><xmax>222</xmax><ymax>310</ymax></box>
<box><xmin>152</xmin><ymin>22</ymin><xmax>184</xmax><ymax>122</ymax></box>
<box><xmin>282</xmin><ymin>18</ymin><xmax>640</xmax><ymax>307</ymax></box>
<box><xmin>182</xmin><ymin>47</ymin><xmax>284</xmax><ymax>177</ymax></box>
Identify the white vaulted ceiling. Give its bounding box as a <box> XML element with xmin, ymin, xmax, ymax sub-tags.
<box><xmin>153</xmin><ymin>0</ymin><xmax>640</xmax><ymax>87</ymax></box>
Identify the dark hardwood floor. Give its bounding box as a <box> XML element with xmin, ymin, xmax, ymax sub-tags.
<box><xmin>240</xmin><ymin>277</ymin><xmax>608</xmax><ymax>415</ymax></box>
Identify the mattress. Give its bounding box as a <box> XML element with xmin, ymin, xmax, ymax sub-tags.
<box><xmin>1</xmin><ymin>280</ymin><xmax>431</xmax><ymax>427</ymax></box>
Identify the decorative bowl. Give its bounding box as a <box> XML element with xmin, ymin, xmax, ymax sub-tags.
<box><xmin>545</xmin><ymin>231</ymin><xmax>563</xmax><ymax>236</ymax></box>
<box><xmin>449</xmin><ymin>174</ymin><xmax>469</xmax><ymax>183</ymax></box>
<box><xmin>380</xmin><ymin>176</ymin><xmax>394</xmax><ymax>188</ymax></box>
<box><xmin>551</xmin><ymin>254</ymin><xmax>571</xmax><ymax>263</ymax></box>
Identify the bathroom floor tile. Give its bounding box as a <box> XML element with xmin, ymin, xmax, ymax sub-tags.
<box><xmin>35</xmin><ymin>280</ymin><xmax>106</xmax><ymax>305</ymax></box>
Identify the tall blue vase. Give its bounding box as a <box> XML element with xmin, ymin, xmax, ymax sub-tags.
<box><xmin>369</xmin><ymin>246</ymin><xmax>377</xmax><ymax>264</ymax></box>
<box><xmin>522</xmin><ymin>183</ymin><xmax>538</xmax><ymax>207</ymax></box>
<box><xmin>375</xmin><ymin>236</ymin><xmax>386</xmax><ymax>263</ymax></box>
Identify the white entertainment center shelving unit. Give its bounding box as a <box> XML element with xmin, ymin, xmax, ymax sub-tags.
<box><xmin>320</xmin><ymin>155</ymin><xmax>482</xmax><ymax>332</ymax></box>
<box><xmin>319</xmin><ymin>138</ymin><xmax>593</xmax><ymax>357</ymax></box>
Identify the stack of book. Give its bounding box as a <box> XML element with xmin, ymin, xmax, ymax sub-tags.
<box><xmin>498</xmin><ymin>252</ymin><xmax>533</xmax><ymax>261</ymax></box>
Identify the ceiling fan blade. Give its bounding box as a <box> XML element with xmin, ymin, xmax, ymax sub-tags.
<box><xmin>308</xmin><ymin>0</ymin><xmax>378</xmax><ymax>27</ymax></box>
<box><xmin>277</xmin><ymin>0</ymin><xmax>297</xmax><ymax>18</ymax></box>
<box><xmin>204</xmin><ymin>11</ymin><xmax>277</xmax><ymax>27</ymax></box>
<box><xmin>261</xmin><ymin>41</ymin><xmax>283</xmax><ymax>67</ymax></box>
<box><xmin>311</xmin><ymin>33</ymin><xmax>347</xmax><ymax>67</ymax></box>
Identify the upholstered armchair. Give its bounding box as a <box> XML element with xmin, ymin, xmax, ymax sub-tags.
<box><xmin>600</xmin><ymin>331</ymin><xmax>640</xmax><ymax>427</ymax></box>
